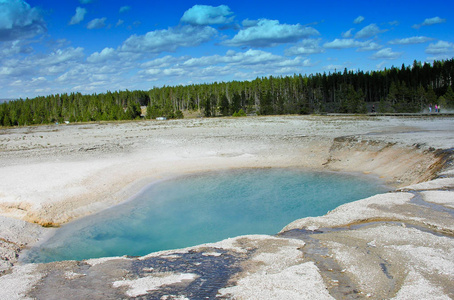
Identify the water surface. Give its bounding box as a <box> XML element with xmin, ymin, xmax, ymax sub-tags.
<box><xmin>23</xmin><ymin>168</ymin><xmax>388</xmax><ymax>263</ymax></box>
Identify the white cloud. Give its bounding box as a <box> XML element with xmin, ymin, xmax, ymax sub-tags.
<box><xmin>181</xmin><ymin>5</ymin><xmax>234</xmax><ymax>25</ymax></box>
<box><xmin>358</xmin><ymin>41</ymin><xmax>382</xmax><ymax>51</ymax></box>
<box><xmin>225</xmin><ymin>49</ymin><xmax>283</xmax><ymax>65</ymax></box>
<box><xmin>182</xmin><ymin>54</ymin><xmax>224</xmax><ymax>67</ymax></box>
<box><xmin>355</xmin><ymin>24</ymin><xmax>385</xmax><ymax>39</ymax></box>
<box><xmin>162</xmin><ymin>68</ymin><xmax>187</xmax><ymax>77</ymax></box>
<box><xmin>421</xmin><ymin>16</ymin><xmax>446</xmax><ymax>26</ymax></box>
<box><xmin>87</xmin><ymin>47</ymin><xmax>117</xmax><ymax>63</ymax></box>
<box><xmin>54</xmin><ymin>61</ymin><xmax>128</xmax><ymax>92</ymax></box>
<box><xmin>87</xmin><ymin>18</ymin><xmax>107</xmax><ymax>29</ymax></box>
<box><xmin>26</xmin><ymin>25</ymin><xmax>219</xmax><ymax>93</ymax></box>
<box><xmin>0</xmin><ymin>46</ymin><xmax>85</xmax><ymax>80</ymax></box>
<box><xmin>120</xmin><ymin>25</ymin><xmax>216</xmax><ymax>53</ymax></box>
<box><xmin>323</xmin><ymin>39</ymin><xmax>363</xmax><ymax>49</ymax></box>
<box><xmin>342</xmin><ymin>28</ymin><xmax>354</xmax><ymax>38</ymax></box>
<box><xmin>320</xmin><ymin>38</ymin><xmax>382</xmax><ymax>52</ymax></box>
<box><xmin>56</xmin><ymin>65</ymin><xmax>87</xmax><ymax>83</ymax></box>
<box><xmin>141</xmin><ymin>56</ymin><xmax>188</xmax><ymax>68</ymax></box>
<box><xmin>425</xmin><ymin>40</ymin><xmax>454</xmax><ymax>54</ymax></box>
<box><xmin>119</xmin><ymin>6</ymin><xmax>131</xmax><ymax>14</ymax></box>
<box><xmin>79</xmin><ymin>0</ymin><xmax>92</xmax><ymax>3</ymax></box>
<box><xmin>31</xmin><ymin>76</ymin><xmax>46</xmax><ymax>83</ymax></box>
<box><xmin>141</xmin><ymin>68</ymin><xmax>161</xmax><ymax>76</ymax></box>
<box><xmin>223</xmin><ymin>19</ymin><xmax>319</xmax><ymax>47</ymax></box>
<box><xmin>0</xmin><ymin>65</ymin><xmax>21</xmax><ymax>76</ymax></box>
<box><xmin>371</xmin><ymin>48</ymin><xmax>402</xmax><ymax>60</ymax></box>
<box><xmin>242</xmin><ymin>19</ymin><xmax>258</xmax><ymax>28</ymax></box>
<box><xmin>34</xmin><ymin>47</ymin><xmax>86</xmax><ymax>76</ymax></box>
<box><xmin>413</xmin><ymin>16</ymin><xmax>446</xmax><ymax>29</ymax></box>
<box><xmin>285</xmin><ymin>39</ymin><xmax>325</xmax><ymax>56</ymax></box>
<box><xmin>354</xmin><ymin>16</ymin><xmax>364</xmax><ymax>24</ymax></box>
<box><xmin>0</xmin><ymin>40</ymin><xmax>33</xmax><ymax>57</ymax></box>
<box><xmin>0</xmin><ymin>0</ymin><xmax>46</xmax><ymax>41</ymax></box>
<box><xmin>138</xmin><ymin>49</ymin><xmax>314</xmax><ymax>85</ymax></box>
<box><xmin>376</xmin><ymin>61</ymin><xmax>388</xmax><ymax>69</ymax></box>
<box><xmin>45</xmin><ymin>47</ymin><xmax>84</xmax><ymax>64</ymax></box>
<box><xmin>69</xmin><ymin>7</ymin><xmax>87</xmax><ymax>25</ymax></box>
<box><xmin>388</xmin><ymin>36</ymin><xmax>434</xmax><ymax>45</ymax></box>
<box><xmin>181</xmin><ymin>49</ymin><xmax>283</xmax><ymax>67</ymax></box>
<box><xmin>3</xmin><ymin>1</ymin><xmax>451</xmax><ymax>100</ymax></box>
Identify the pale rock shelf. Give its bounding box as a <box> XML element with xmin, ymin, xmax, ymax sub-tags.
<box><xmin>0</xmin><ymin>115</ymin><xmax>453</xmax><ymax>299</ymax></box>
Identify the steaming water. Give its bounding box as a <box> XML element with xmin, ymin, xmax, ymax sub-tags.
<box><xmin>23</xmin><ymin>168</ymin><xmax>388</xmax><ymax>263</ymax></box>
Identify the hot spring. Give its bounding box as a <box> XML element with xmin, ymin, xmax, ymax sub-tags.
<box><xmin>23</xmin><ymin>168</ymin><xmax>388</xmax><ymax>263</ymax></box>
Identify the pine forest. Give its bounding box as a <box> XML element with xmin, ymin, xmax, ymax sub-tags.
<box><xmin>1</xmin><ymin>59</ymin><xmax>454</xmax><ymax>127</ymax></box>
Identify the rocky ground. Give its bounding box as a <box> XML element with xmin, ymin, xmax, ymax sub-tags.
<box><xmin>0</xmin><ymin>115</ymin><xmax>453</xmax><ymax>299</ymax></box>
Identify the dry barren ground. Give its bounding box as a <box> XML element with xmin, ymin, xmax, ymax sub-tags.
<box><xmin>0</xmin><ymin>115</ymin><xmax>453</xmax><ymax>299</ymax></box>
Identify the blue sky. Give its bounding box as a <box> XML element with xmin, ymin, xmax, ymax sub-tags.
<box><xmin>1</xmin><ymin>0</ymin><xmax>453</xmax><ymax>99</ymax></box>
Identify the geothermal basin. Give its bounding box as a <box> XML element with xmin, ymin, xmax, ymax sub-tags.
<box><xmin>0</xmin><ymin>115</ymin><xmax>453</xmax><ymax>299</ymax></box>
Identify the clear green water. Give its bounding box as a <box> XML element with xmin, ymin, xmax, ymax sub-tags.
<box><xmin>23</xmin><ymin>168</ymin><xmax>388</xmax><ymax>263</ymax></box>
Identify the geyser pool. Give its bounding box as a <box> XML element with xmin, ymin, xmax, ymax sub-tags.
<box><xmin>23</xmin><ymin>168</ymin><xmax>388</xmax><ymax>263</ymax></box>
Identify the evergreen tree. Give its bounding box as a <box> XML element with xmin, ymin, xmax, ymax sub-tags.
<box><xmin>230</xmin><ymin>92</ymin><xmax>242</xmax><ymax>115</ymax></box>
<box><xmin>203</xmin><ymin>94</ymin><xmax>212</xmax><ymax>117</ymax></box>
<box><xmin>219</xmin><ymin>94</ymin><xmax>230</xmax><ymax>116</ymax></box>
<box><xmin>444</xmin><ymin>85</ymin><xmax>454</xmax><ymax>108</ymax></box>
<box><xmin>2</xmin><ymin>58</ymin><xmax>454</xmax><ymax>127</ymax></box>
<box><xmin>378</xmin><ymin>98</ymin><xmax>392</xmax><ymax>113</ymax></box>
<box><xmin>426</xmin><ymin>86</ymin><xmax>437</xmax><ymax>108</ymax></box>
<box><xmin>438</xmin><ymin>96</ymin><xmax>446</xmax><ymax>111</ymax></box>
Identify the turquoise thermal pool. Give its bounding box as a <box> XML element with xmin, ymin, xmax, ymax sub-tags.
<box><xmin>23</xmin><ymin>168</ymin><xmax>389</xmax><ymax>263</ymax></box>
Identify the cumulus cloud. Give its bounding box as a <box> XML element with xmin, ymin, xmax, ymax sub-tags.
<box><xmin>87</xmin><ymin>17</ymin><xmax>107</xmax><ymax>29</ymax></box>
<box><xmin>223</xmin><ymin>19</ymin><xmax>319</xmax><ymax>48</ymax></box>
<box><xmin>55</xmin><ymin>65</ymin><xmax>87</xmax><ymax>83</ymax></box>
<box><xmin>54</xmin><ymin>60</ymin><xmax>129</xmax><ymax>92</ymax></box>
<box><xmin>181</xmin><ymin>54</ymin><xmax>224</xmax><ymax>67</ymax></box>
<box><xmin>413</xmin><ymin>16</ymin><xmax>446</xmax><ymax>29</ymax></box>
<box><xmin>242</xmin><ymin>19</ymin><xmax>258</xmax><ymax>28</ymax></box>
<box><xmin>388</xmin><ymin>36</ymin><xmax>434</xmax><ymax>45</ymax></box>
<box><xmin>342</xmin><ymin>28</ymin><xmax>354</xmax><ymax>38</ymax></box>
<box><xmin>69</xmin><ymin>7</ymin><xmax>87</xmax><ymax>25</ymax></box>
<box><xmin>0</xmin><ymin>0</ymin><xmax>46</xmax><ymax>41</ymax></box>
<box><xmin>425</xmin><ymin>40</ymin><xmax>454</xmax><ymax>54</ymax></box>
<box><xmin>37</xmin><ymin>47</ymin><xmax>85</xmax><ymax>70</ymax></box>
<box><xmin>141</xmin><ymin>55</ymin><xmax>188</xmax><ymax>68</ymax></box>
<box><xmin>230</xmin><ymin>49</ymin><xmax>307</xmax><ymax>67</ymax></box>
<box><xmin>119</xmin><ymin>6</ymin><xmax>131</xmax><ymax>14</ymax></box>
<box><xmin>87</xmin><ymin>47</ymin><xmax>117</xmax><ymax>63</ymax></box>
<box><xmin>183</xmin><ymin>49</ymin><xmax>283</xmax><ymax>67</ymax></box>
<box><xmin>323</xmin><ymin>39</ymin><xmax>363</xmax><ymax>49</ymax></box>
<box><xmin>323</xmin><ymin>39</ymin><xmax>382</xmax><ymax>51</ymax></box>
<box><xmin>285</xmin><ymin>39</ymin><xmax>325</xmax><ymax>56</ymax></box>
<box><xmin>138</xmin><ymin>49</ymin><xmax>314</xmax><ymax>85</ymax></box>
<box><xmin>371</xmin><ymin>48</ymin><xmax>402</xmax><ymax>60</ymax></box>
<box><xmin>354</xmin><ymin>16</ymin><xmax>364</xmax><ymax>24</ymax></box>
<box><xmin>358</xmin><ymin>41</ymin><xmax>382</xmax><ymax>51</ymax></box>
<box><xmin>180</xmin><ymin>5</ymin><xmax>234</xmax><ymax>25</ymax></box>
<box><xmin>0</xmin><ymin>46</ymin><xmax>85</xmax><ymax>80</ymax></box>
<box><xmin>120</xmin><ymin>25</ymin><xmax>217</xmax><ymax>53</ymax></box>
<box><xmin>355</xmin><ymin>24</ymin><xmax>385</xmax><ymax>39</ymax></box>
<box><xmin>0</xmin><ymin>40</ymin><xmax>33</xmax><ymax>57</ymax></box>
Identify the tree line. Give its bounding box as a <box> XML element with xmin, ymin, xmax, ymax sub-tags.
<box><xmin>1</xmin><ymin>58</ymin><xmax>454</xmax><ymax>127</ymax></box>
